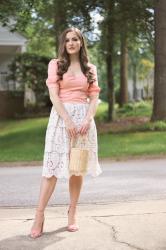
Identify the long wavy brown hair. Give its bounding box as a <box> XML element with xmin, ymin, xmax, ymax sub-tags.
<box><xmin>56</xmin><ymin>27</ymin><xmax>95</xmax><ymax>84</ymax></box>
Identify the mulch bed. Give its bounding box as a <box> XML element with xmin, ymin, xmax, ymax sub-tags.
<box><xmin>96</xmin><ymin>116</ymin><xmax>150</xmax><ymax>133</ymax></box>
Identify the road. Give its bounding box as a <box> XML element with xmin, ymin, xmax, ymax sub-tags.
<box><xmin>0</xmin><ymin>158</ymin><xmax>166</xmax><ymax>207</ymax></box>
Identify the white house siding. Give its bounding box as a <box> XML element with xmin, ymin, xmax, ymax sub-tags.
<box><xmin>0</xmin><ymin>25</ymin><xmax>27</xmax><ymax>91</ymax></box>
<box><xmin>128</xmin><ymin>70</ymin><xmax>154</xmax><ymax>101</ymax></box>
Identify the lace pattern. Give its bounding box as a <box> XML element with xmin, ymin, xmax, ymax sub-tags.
<box><xmin>42</xmin><ymin>103</ymin><xmax>102</xmax><ymax>179</ymax></box>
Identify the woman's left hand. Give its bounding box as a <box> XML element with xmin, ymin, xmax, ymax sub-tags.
<box><xmin>78</xmin><ymin>118</ymin><xmax>91</xmax><ymax>135</ymax></box>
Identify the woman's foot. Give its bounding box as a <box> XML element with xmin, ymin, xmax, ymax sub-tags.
<box><xmin>30</xmin><ymin>209</ymin><xmax>45</xmax><ymax>238</ymax></box>
<box><xmin>67</xmin><ymin>205</ymin><xmax>79</xmax><ymax>232</ymax></box>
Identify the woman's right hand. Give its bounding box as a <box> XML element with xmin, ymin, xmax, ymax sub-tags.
<box><xmin>64</xmin><ymin>117</ymin><xmax>78</xmax><ymax>138</ymax></box>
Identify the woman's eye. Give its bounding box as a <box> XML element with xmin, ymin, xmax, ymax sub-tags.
<box><xmin>65</xmin><ymin>38</ymin><xmax>78</xmax><ymax>43</ymax></box>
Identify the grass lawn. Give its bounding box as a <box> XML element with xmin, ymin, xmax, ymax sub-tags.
<box><xmin>98</xmin><ymin>131</ymin><xmax>166</xmax><ymax>158</ymax></box>
<box><xmin>0</xmin><ymin>118</ymin><xmax>47</xmax><ymax>161</ymax></box>
<box><xmin>0</xmin><ymin>116</ymin><xmax>166</xmax><ymax>161</ymax></box>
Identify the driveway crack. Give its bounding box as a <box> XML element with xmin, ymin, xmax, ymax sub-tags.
<box><xmin>92</xmin><ymin>217</ymin><xmax>148</xmax><ymax>250</ymax></box>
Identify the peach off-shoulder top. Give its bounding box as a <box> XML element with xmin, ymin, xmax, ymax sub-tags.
<box><xmin>46</xmin><ymin>59</ymin><xmax>100</xmax><ymax>103</ymax></box>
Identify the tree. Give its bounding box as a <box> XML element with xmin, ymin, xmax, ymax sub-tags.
<box><xmin>33</xmin><ymin>0</ymin><xmax>69</xmax><ymax>54</ymax></box>
<box><xmin>151</xmin><ymin>0</ymin><xmax>166</xmax><ymax>121</ymax></box>
<box><xmin>99</xmin><ymin>0</ymin><xmax>116</xmax><ymax>121</ymax></box>
<box><xmin>119</xmin><ymin>29</ymin><xmax>128</xmax><ymax>106</ymax></box>
<box><xmin>8</xmin><ymin>53</ymin><xmax>50</xmax><ymax>108</ymax></box>
<box><xmin>117</xmin><ymin>0</ymin><xmax>154</xmax><ymax>106</ymax></box>
<box><xmin>98</xmin><ymin>0</ymin><xmax>154</xmax><ymax>120</ymax></box>
<box><xmin>0</xmin><ymin>0</ymin><xmax>96</xmax><ymax>54</ymax></box>
<box><xmin>0</xmin><ymin>0</ymin><xmax>34</xmax><ymax>31</ymax></box>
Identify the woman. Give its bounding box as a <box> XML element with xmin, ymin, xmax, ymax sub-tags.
<box><xmin>30</xmin><ymin>27</ymin><xmax>102</xmax><ymax>238</ymax></box>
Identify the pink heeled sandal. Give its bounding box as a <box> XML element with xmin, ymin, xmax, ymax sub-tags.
<box><xmin>67</xmin><ymin>205</ymin><xmax>79</xmax><ymax>232</ymax></box>
<box><xmin>30</xmin><ymin>210</ymin><xmax>45</xmax><ymax>238</ymax></box>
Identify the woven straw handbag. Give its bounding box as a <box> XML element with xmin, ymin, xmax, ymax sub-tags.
<box><xmin>69</xmin><ymin>135</ymin><xmax>89</xmax><ymax>176</ymax></box>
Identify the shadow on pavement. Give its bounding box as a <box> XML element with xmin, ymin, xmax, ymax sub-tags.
<box><xmin>0</xmin><ymin>227</ymin><xmax>67</xmax><ymax>250</ymax></box>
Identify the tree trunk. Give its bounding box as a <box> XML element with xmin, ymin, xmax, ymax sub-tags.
<box><xmin>133</xmin><ymin>63</ymin><xmax>137</xmax><ymax>100</ymax></box>
<box><xmin>119</xmin><ymin>32</ymin><xmax>128</xmax><ymax>107</ymax></box>
<box><xmin>106</xmin><ymin>53</ymin><xmax>115</xmax><ymax>121</ymax></box>
<box><xmin>151</xmin><ymin>0</ymin><xmax>166</xmax><ymax>121</ymax></box>
<box><xmin>103</xmin><ymin>0</ymin><xmax>115</xmax><ymax>122</ymax></box>
<box><xmin>53</xmin><ymin>0</ymin><xmax>68</xmax><ymax>55</ymax></box>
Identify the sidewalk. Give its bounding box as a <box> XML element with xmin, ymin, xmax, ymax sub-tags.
<box><xmin>0</xmin><ymin>199</ymin><xmax>166</xmax><ymax>250</ymax></box>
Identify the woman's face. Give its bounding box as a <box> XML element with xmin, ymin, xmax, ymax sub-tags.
<box><xmin>65</xmin><ymin>31</ymin><xmax>82</xmax><ymax>55</ymax></box>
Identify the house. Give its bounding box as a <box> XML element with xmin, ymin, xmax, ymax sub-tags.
<box><xmin>128</xmin><ymin>69</ymin><xmax>154</xmax><ymax>101</ymax></box>
<box><xmin>0</xmin><ymin>24</ymin><xmax>27</xmax><ymax>118</ymax></box>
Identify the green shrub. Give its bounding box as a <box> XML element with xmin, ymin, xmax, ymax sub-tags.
<box><xmin>95</xmin><ymin>102</ymin><xmax>108</xmax><ymax>122</ymax></box>
<box><xmin>116</xmin><ymin>100</ymin><xmax>152</xmax><ymax>117</ymax></box>
<box><xmin>8</xmin><ymin>53</ymin><xmax>51</xmax><ymax>107</ymax></box>
<box><xmin>139</xmin><ymin>121</ymin><xmax>166</xmax><ymax>131</ymax></box>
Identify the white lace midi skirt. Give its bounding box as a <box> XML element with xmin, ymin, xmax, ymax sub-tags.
<box><xmin>42</xmin><ymin>103</ymin><xmax>102</xmax><ymax>179</ymax></box>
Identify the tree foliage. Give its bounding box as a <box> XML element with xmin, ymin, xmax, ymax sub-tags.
<box><xmin>8</xmin><ymin>53</ymin><xmax>50</xmax><ymax>104</ymax></box>
<box><xmin>0</xmin><ymin>0</ymin><xmax>156</xmax><ymax>118</ymax></box>
<box><xmin>0</xmin><ymin>0</ymin><xmax>35</xmax><ymax>31</ymax></box>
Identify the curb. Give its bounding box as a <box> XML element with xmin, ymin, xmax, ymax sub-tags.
<box><xmin>0</xmin><ymin>154</ymin><xmax>166</xmax><ymax>167</ymax></box>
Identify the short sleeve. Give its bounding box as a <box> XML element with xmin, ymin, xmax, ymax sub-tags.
<box><xmin>87</xmin><ymin>64</ymin><xmax>101</xmax><ymax>97</ymax></box>
<box><xmin>46</xmin><ymin>59</ymin><xmax>59</xmax><ymax>88</ymax></box>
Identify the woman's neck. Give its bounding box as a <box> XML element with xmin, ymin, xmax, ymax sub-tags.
<box><xmin>69</xmin><ymin>53</ymin><xmax>80</xmax><ymax>64</ymax></box>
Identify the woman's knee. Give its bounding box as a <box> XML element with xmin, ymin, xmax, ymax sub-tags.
<box><xmin>43</xmin><ymin>176</ymin><xmax>57</xmax><ymax>182</ymax></box>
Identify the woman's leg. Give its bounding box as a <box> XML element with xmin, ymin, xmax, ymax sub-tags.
<box><xmin>37</xmin><ymin>176</ymin><xmax>57</xmax><ymax>211</ymax></box>
<box><xmin>68</xmin><ymin>175</ymin><xmax>83</xmax><ymax>228</ymax></box>
<box><xmin>30</xmin><ymin>176</ymin><xmax>57</xmax><ymax>237</ymax></box>
<box><xmin>69</xmin><ymin>175</ymin><xmax>83</xmax><ymax>206</ymax></box>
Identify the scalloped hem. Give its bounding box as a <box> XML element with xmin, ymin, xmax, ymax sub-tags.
<box><xmin>42</xmin><ymin>169</ymin><xmax>102</xmax><ymax>179</ymax></box>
